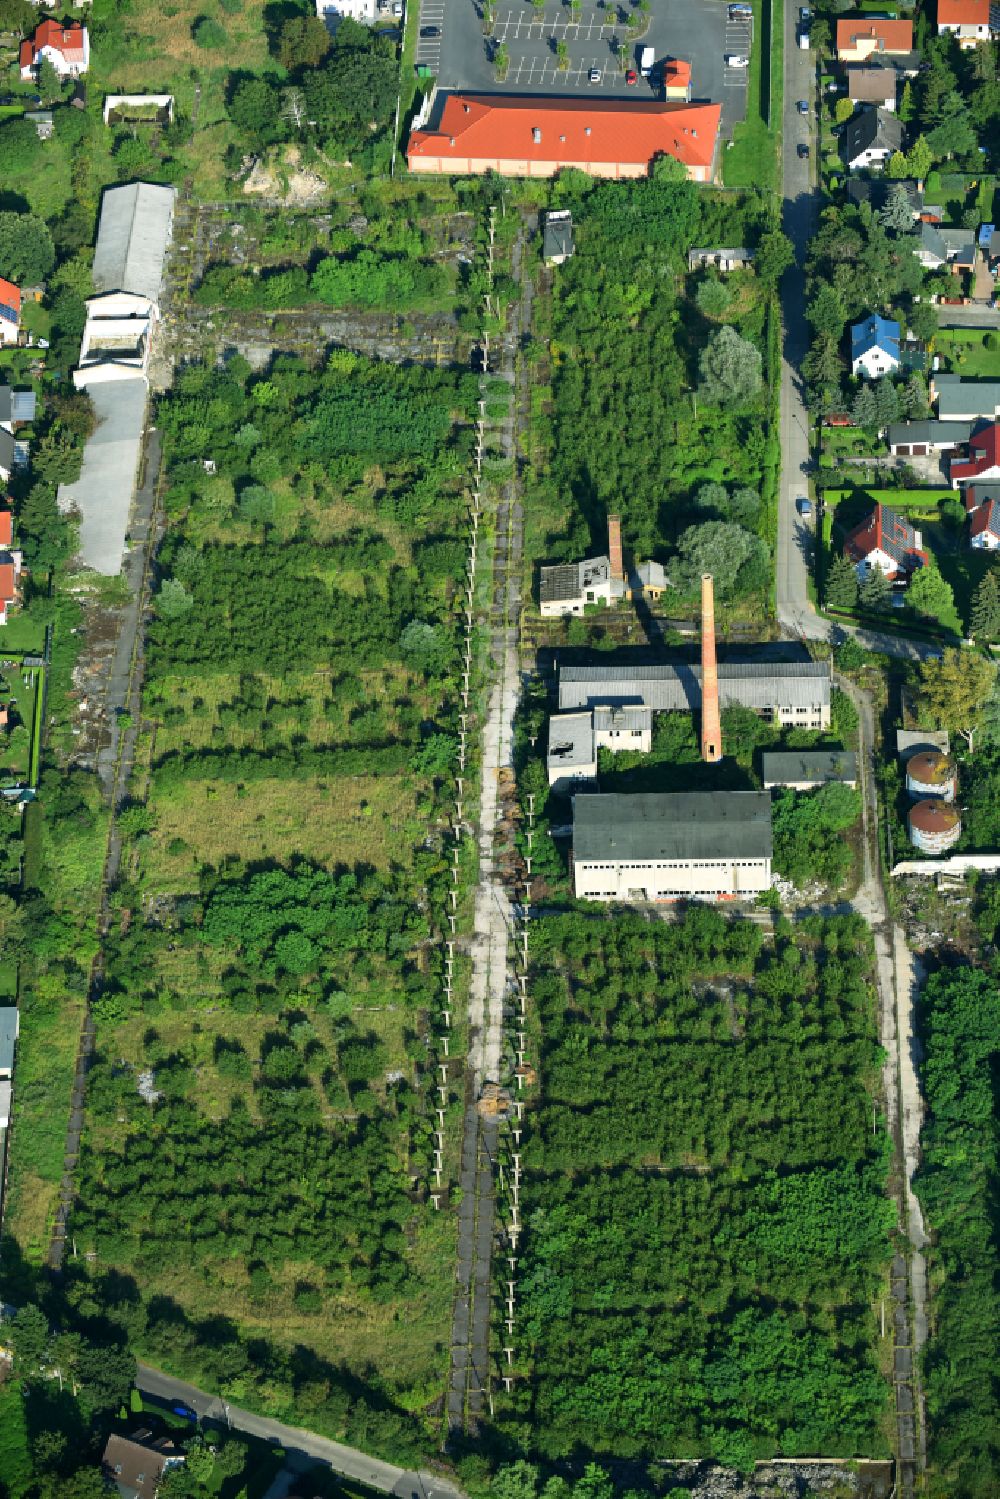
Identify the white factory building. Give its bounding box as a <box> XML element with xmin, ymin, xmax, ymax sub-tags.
<box><xmin>546</xmin><ymin>705</ymin><xmax>652</xmax><ymax>792</ymax></box>
<box><xmin>572</xmin><ymin>790</ymin><xmax>773</xmax><ymax>903</ymax></box>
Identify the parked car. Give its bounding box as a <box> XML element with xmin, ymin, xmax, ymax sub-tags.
<box><xmin>639</xmin><ymin>45</ymin><xmax>655</xmax><ymax>76</ymax></box>
<box><xmin>728</xmin><ymin>3</ymin><xmax>752</xmax><ymax>15</ymax></box>
<box><xmin>420</xmin><ymin>24</ymin><xmax>439</xmax><ymax>35</ymax></box>
<box><xmin>588</xmin><ymin>66</ymin><xmax>602</xmax><ymax>82</ymax></box>
<box><xmin>796</xmin><ymin>496</ymin><xmax>812</xmax><ymax>517</ymax></box>
<box><xmin>172</xmin><ymin>1405</ymin><xmax>197</xmax><ymax>1420</ymax></box>
<box><xmin>725</xmin><ymin>54</ymin><xmax>750</xmax><ymax>67</ymax></box>
<box><xmin>626</xmin><ymin>68</ymin><xmax>638</xmax><ymax>84</ymax></box>
<box><xmin>797</xmin><ymin>142</ymin><xmax>809</xmax><ymax>157</ymax></box>
<box><xmin>797</xmin><ymin>98</ymin><xmax>809</xmax><ymax>115</ymax></box>
<box><xmin>798</xmin><ymin>28</ymin><xmax>810</xmax><ymax>48</ymax></box>
<box><xmin>799</xmin><ymin>5</ymin><xmax>811</xmax><ymax>18</ymax></box>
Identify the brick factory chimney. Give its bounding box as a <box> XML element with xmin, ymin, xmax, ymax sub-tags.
<box><xmin>607</xmin><ymin>513</ymin><xmax>624</xmax><ymax>583</ymax></box>
<box><xmin>700</xmin><ymin>572</ymin><xmax>722</xmax><ymax>763</ymax></box>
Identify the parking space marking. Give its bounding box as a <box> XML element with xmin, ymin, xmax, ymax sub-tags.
<box><xmin>494</xmin><ymin>11</ymin><xmax>618</xmax><ymax>41</ymax></box>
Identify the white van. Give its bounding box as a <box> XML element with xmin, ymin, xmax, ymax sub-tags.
<box><xmin>639</xmin><ymin>45</ymin><xmax>655</xmax><ymax>76</ymax></box>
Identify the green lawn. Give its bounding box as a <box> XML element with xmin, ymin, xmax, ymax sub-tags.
<box><xmin>722</xmin><ymin>0</ymin><xmax>782</xmax><ymax>190</ymax></box>
<box><xmin>936</xmin><ymin>330</ymin><xmax>1000</xmax><ymax>379</ymax></box>
<box><xmin>0</xmin><ymin>613</ymin><xmax>48</xmax><ymax>654</ymax></box>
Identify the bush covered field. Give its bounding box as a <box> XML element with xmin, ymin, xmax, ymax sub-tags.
<box><xmin>917</xmin><ymin>966</ymin><xmax>1000</xmax><ymax>1497</ymax></box>
<box><xmin>502</xmin><ymin>910</ymin><xmax>893</xmax><ymax>1467</ymax></box>
<box><xmin>66</xmin><ymin>351</ymin><xmax>480</xmax><ymax>1453</ymax></box>
<box><xmin>528</xmin><ymin>173</ymin><xmax>782</xmax><ymax>615</ymax></box>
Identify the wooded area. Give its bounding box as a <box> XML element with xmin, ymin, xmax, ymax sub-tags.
<box><xmin>499</xmin><ymin>910</ymin><xmax>892</xmax><ymax>1468</ymax></box>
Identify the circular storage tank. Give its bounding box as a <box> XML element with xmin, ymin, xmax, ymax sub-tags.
<box><xmin>908</xmin><ymin>798</ymin><xmax>962</xmax><ymax>854</ymax></box>
<box><xmin>906</xmin><ymin>751</ymin><xmax>957</xmax><ymax>802</ymax></box>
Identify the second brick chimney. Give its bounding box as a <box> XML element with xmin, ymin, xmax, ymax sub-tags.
<box><xmin>700</xmin><ymin>572</ymin><xmax>722</xmax><ymax>763</ymax></box>
<box><xmin>607</xmin><ymin>513</ymin><xmax>624</xmax><ymax>583</ymax></box>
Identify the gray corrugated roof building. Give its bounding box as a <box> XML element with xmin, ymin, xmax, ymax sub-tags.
<box><xmin>57</xmin><ymin>378</ymin><xmax>147</xmax><ymax>574</ymax></box>
<box><xmin>0</xmin><ymin>388</ymin><xmax>37</xmax><ymax>426</ymax></box>
<box><xmin>558</xmin><ymin>660</ymin><xmax>832</xmax><ymax>712</ymax></box>
<box><xmin>933</xmin><ymin>373</ymin><xmax>1000</xmax><ymax>421</ymax></box>
<box><xmin>92</xmin><ymin>182</ymin><xmax>176</xmax><ymax>304</ymax></box>
<box><xmin>573</xmin><ymin>791</ymin><xmax>773</xmax><ymax>862</ymax></box>
<box><xmin>0</xmin><ymin>1006</ymin><xmax>17</xmax><ymax>1078</ymax></box>
<box><xmin>593</xmin><ymin>705</ymin><xmax>651</xmax><ymax>733</ymax></box>
<box><xmin>762</xmin><ymin>751</ymin><xmax>858</xmax><ymax>788</ymax></box>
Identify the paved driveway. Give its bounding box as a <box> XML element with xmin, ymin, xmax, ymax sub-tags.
<box><xmin>417</xmin><ymin>0</ymin><xmax>747</xmax><ymax>134</ymax></box>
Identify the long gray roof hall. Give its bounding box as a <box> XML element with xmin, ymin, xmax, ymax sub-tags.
<box><xmin>558</xmin><ymin>660</ymin><xmax>832</xmax><ymax>713</ymax></box>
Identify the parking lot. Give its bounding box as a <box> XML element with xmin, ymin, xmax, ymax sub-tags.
<box><xmin>415</xmin><ymin>0</ymin><xmax>748</xmax><ymax>135</ymax></box>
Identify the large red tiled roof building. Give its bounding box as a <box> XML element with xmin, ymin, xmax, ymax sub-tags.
<box><xmin>407</xmin><ymin>94</ymin><xmax>722</xmax><ymax>182</ymax></box>
<box><xmin>20</xmin><ymin>19</ymin><xmax>90</xmax><ymax>79</ymax></box>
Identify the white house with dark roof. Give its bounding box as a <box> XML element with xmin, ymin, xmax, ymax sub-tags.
<box><xmin>847</xmin><ymin>66</ymin><xmax>898</xmax><ymax>109</ymax></box>
<box><xmin>932</xmin><ymin>373</ymin><xmax>1000</xmax><ymax>422</ymax></box>
<box><xmin>843</xmin><ymin>107</ymin><xmax>904</xmax><ymax>171</ymax></box>
<box><xmin>572</xmin><ymin>790</ymin><xmax>773</xmax><ymax>902</ymax></box>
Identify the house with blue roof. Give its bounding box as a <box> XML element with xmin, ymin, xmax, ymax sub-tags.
<box><xmin>851</xmin><ymin>313</ymin><xmax>901</xmax><ymax>379</ymax></box>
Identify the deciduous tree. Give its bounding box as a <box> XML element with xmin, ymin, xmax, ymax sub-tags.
<box><xmin>915</xmin><ymin>647</ymin><xmax>997</xmax><ymax>751</ymax></box>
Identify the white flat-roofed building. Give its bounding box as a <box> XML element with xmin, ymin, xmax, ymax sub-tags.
<box><xmin>547</xmin><ymin>705</ymin><xmax>653</xmax><ymax>791</ymax></box>
<box><xmin>573</xmin><ymin>790</ymin><xmax>773</xmax><ymax>902</ymax></box>
<box><xmin>74</xmin><ymin>291</ymin><xmax>155</xmax><ymax>387</ymax></box>
<box><xmin>558</xmin><ymin>660</ymin><xmax>832</xmax><ymax>729</ymax></box>
<box><xmin>539</xmin><ymin>555</ymin><xmax>627</xmax><ymax>617</ymax></box>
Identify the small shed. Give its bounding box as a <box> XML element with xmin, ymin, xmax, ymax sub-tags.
<box><xmin>688</xmin><ymin>246</ymin><xmax>753</xmax><ymax>273</ymax></box>
<box><xmin>542</xmin><ymin>210</ymin><xmax>574</xmax><ymax>266</ymax></box>
<box><xmin>24</xmin><ymin>110</ymin><xmax>53</xmax><ymax>139</ymax></box>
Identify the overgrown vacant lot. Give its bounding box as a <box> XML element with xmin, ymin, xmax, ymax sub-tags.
<box><xmin>67</xmin><ymin>352</ymin><xmax>478</xmax><ymax>1456</ymax></box>
<box><xmin>505</xmin><ymin>909</ymin><xmax>893</xmax><ymax>1468</ymax></box>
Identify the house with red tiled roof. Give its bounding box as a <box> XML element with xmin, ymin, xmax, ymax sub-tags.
<box><xmin>407</xmin><ymin>94</ymin><xmax>722</xmax><ymax>183</ymax></box>
<box><xmin>0</xmin><ymin>512</ymin><xmax>24</xmax><ymax>628</ymax></box>
<box><xmin>20</xmin><ymin>19</ymin><xmax>90</xmax><ymax>79</ymax></box>
<box><xmin>0</xmin><ymin>280</ymin><xmax>20</xmax><ymax>349</ymax></box>
<box><xmin>950</xmin><ymin>422</ymin><xmax>1000</xmax><ymax>486</ymax></box>
<box><xmin>836</xmin><ymin>16</ymin><xmax>914</xmax><ymax>61</ymax></box>
<box><xmin>969</xmin><ymin>493</ymin><xmax>1000</xmax><ymax>549</ymax></box>
<box><xmin>843</xmin><ymin>503</ymin><xmax>929</xmax><ymax>582</ymax></box>
<box><xmin>937</xmin><ymin>0</ymin><xmax>995</xmax><ymax>46</ymax></box>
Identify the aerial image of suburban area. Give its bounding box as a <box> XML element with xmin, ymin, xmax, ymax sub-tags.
<box><xmin>0</xmin><ymin>0</ymin><xmax>999</xmax><ymax>1493</ymax></box>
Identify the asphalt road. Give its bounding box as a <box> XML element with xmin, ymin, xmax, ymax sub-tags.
<box><xmin>775</xmin><ymin>21</ymin><xmax>942</xmax><ymax>663</ymax></box>
<box><xmin>136</xmin><ymin>1366</ymin><xmax>463</xmax><ymax>1499</ymax></box>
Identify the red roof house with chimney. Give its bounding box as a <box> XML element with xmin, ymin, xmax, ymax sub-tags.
<box><xmin>950</xmin><ymin>422</ymin><xmax>1000</xmax><ymax>487</ymax></box>
<box><xmin>0</xmin><ymin>512</ymin><xmax>23</xmax><ymax>627</ymax></box>
<box><xmin>937</xmin><ymin>0</ymin><xmax>994</xmax><ymax>46</ymax></box>
<box><xmin>0</xmin><ymin>280</ymin><xmax>20</xmax><ymax>348</ymax></box>
<box><xmin>843</xmin><ymin>503</ymin><xmax>929</xmax><ymax>582</ymax></box>
<box><xmin>407</xmin><ymin>95</ymin><xmax>722</xmax><ymax>183</ymax></box>
<box><xmin>835</xmin><ymin>16</ymin><xmax>914</xmax><ymax>60</ymax></box>
<box><xmin>20</xmin><ymin>19</ymin><xmax>90</xmax><ymax>79</ymax></box>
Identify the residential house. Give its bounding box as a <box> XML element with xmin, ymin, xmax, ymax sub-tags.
<box><xmin>0</xmin><ymin>1007</ymin><xmax>17</xmax><ymax>1081</ymax></box>
<box><xmin>932</xmin><ymin>372</ymin><xmax>1000</xmax><ymax>420</ymax></box>
<box><xmin>969</xmin><ymin>492</ymin><xmax>1000</xmax><ymax>548</ymax></box>
<box><xmin>687</xmin><ymin>246</ymin><xmax>754</xmax><ymax>272</ymax></box>
<box><xmin>843</xmin><ymin>107</ymin><xmax>904</xmax><ymax>171</ymax></box>
<box><xmin>846</xmin><ymin>178</ymin><xmax>930</xmax><ymax>219</ymax></box>
<box><xmin>851</xmin><ymin>314</ymin><xmax>900</xmax><ymax>378</ymax></box>
<box><xmin>847</xmin><ymin>65</ymin><xmax>898</xmax><ymax>110</ymax></box>
<box><xmin>917</xmin><ymin>222</ymin><xmax>977</xmax><ymax>270</ymax></box>
<box><xmin>761</xmin><ymin>751</ymin><xmax>859</xmax><ymax>790</ymax></box>
<box><xmin>19</xmin><ymin>19</ymin><xmax>90</xmax><ymax>78</ymax></box>
<box><xmin>572</xmin><ymin>790</ymin><xmax>773</xmax><ymax>903</ymax></box>
<box><xmin>950</xmin><ymin>421</ymin><xmax>1000</xmax><ymax>485</ymax></box>
<box><xmin>102</xmin><ymin>1431</ymin><xmax>184</xmax><ymax>1499</ymax></box>
<box><xmin>540</xmin><ymin>554</ymin><xmax>627</xmax><ymax>616</ymax></box>
<box><xmin>407</xmin><ymin>95</ymin><xmax>723</xmax><ymax>183</ymax></box>
<box><xmin>542</xmin><ymin>210</ymin><xmax>574</xmax><ymax>265</ymax></box>
<box><xmin>662</xmin><ymin>58</ymin><xmax>692</xmax><ymax>100</ymax></box>
<box><xmin>936</xmin><ymin>0</ymin><xmax>995</xmax><ymax>46</ymax></box>
<box><xmin>0</xmin><ymin>388</ymin><xmax>35</xmax><ymax>432</ymax></box>
<box><xmin>0</xmin><ymin>511</ymin><xmax>24</xmax><ymax>627</ymax></box>
<box><xmin>888</xmin><ymin>418</ymin><xmax>972</xmax><ymax>455</ymax></box>
<box><xmin>843</xmin><ymin>502</ymin><xmax>929</xmax><ymax>581</ymax></box>
<box><xmin>0</xmin><ymin>280</ymin><xmax>20</xmax><ymax>348</ymax></box>
<box><xmin>835</xmin><ymin>16</ymin><xmax>914</xmax><ymax>61</ymax></box>
<box><xmin>558</xmin><ymin>659</ymin><xmax>833</xmax><ymax>728</ymax></box>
